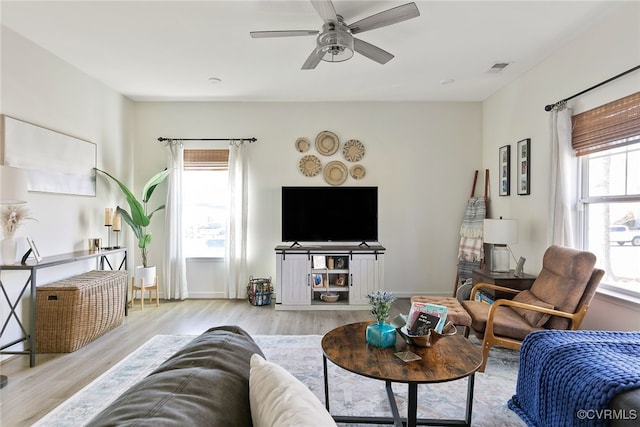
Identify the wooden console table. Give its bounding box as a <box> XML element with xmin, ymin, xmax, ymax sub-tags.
<box><xmin>0</xmin><ymin>248</ymin><xmax>127</xmax><ymax>368</ymax></box>
<box><xmin>471</xmin><ymin>268</ymin><xmax>537</xmax><ymax>300</ymax></box>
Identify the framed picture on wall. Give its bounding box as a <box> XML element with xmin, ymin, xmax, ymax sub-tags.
<box><xmin>498</xmin><ymin>145</ymin><xmax>510</xmax><ymax>196</ymax></box>
<box><xmin>517</xmin><ymin>138</ymin><xmax>531</xmax><ymax>195</ymax></box>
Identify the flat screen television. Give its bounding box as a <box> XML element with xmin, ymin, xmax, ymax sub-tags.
<box><xmin>281</xmin><ymin>186</ymin><xmax>378</xmax><ymax>243</ymax></box>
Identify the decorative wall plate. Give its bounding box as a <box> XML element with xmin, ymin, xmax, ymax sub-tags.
<box><xmin>323</xmin><ymin>160</ymin><xmax>348</xmax><ymax>186</ymax></box>
<box><xmin>343</xmin><ymin>139</ymin><xmax>365</xmax><ymax>162</ymax></box>
<box><xmin>350</xmin><ymin>164</ymin><xmax>366</xmax><ymax>180</ymax></box>
<box><xmin>315</xmin><ymin>131</ymin><xmax>339</xmax><ymax>156</ymax></box>
<box><xmin>299</xmin><ymin>155</ymin><xmax>322</xmax><ymax>177</ymax></box>
<box><xmin>295</xmin><ymin>137</ymin><xmax>310</xmax><ymax>153</ymax></box>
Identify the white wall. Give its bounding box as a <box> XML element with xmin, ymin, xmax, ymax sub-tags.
<box><xmin>134</xmin><ymin>101</ymin><xmax>483</xmax><ymax>298</ymax></box>
<box><xmin>482</xmin><ymin>2</ymin><xmax>640</xmax><ymax>330</ymax></box>
<box><xmin>0</xmin><ymin>27</ymin><xmax>133</xmax><ymax>356</ymax></box>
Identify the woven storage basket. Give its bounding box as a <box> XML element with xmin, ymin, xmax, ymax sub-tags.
<box><xmin>36</xmin><ymin>270</ymin><xmax>128</xmax><ymax>353</ymax></box>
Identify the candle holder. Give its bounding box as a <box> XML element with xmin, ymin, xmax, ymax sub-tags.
<box><xmin>103</xmin><ymin>225</ymin><xmax>113</xmax><ymax>250</ymax></box>
<box><xmin>113</xmin><ymin>229</ymin><xmax>121</xmax><ymax>249</ymax></box>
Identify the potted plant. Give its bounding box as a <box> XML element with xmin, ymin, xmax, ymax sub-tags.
<box><xmin>95</xmin><ymin>168</ymin><xmax>171</xmax><ymax>286</ymax></box>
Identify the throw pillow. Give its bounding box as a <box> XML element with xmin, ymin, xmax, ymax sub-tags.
<box><xmin>512</xmin><ymin>290</ymin><xmax>555</xmax><ymax>327</ymax></box>
<box><xmin>249</xmin><ymin>353</ymin><xmax>337</xmax><ymax>427</ymax></box>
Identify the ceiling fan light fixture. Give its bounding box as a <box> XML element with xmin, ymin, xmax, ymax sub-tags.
<box><xmin>316</xmin><ymin>29</ymin><xmax>354</xmax><ymax>63</ymax></box>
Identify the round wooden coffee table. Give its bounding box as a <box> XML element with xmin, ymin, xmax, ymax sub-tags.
<box><xmin>321</xmin><ymin>321</ymin><xmax>482</xmax><ymax>427</ymax></box>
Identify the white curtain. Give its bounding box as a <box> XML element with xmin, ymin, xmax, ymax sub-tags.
<box><xmin>548</xmin><ymin>105</ymin><xmax>578</xmax><ymax>247</ymax></box>
<box><xmin>164</xmin><ymin>140</ymin><xmax>188</xmax><ymax>299</ymax></box>
<box><xmin>224</xmin><ymin>141</ymin><xmax>248</xmax><ymax>299</ymax></box>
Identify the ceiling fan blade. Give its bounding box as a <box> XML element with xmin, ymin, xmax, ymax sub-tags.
<box><xmin>310</xmin><ymin>0</ymin><xmax>338</xmax><ymax>23</ymax></box>
<box><xmin>301</xmin><ymin>48</ymin><xmax>322</xmax><ymax>70</ymax></box>
<box><xmin>250</xmin><ymin>30</ymin><xmax>318</xmax><ymax>38</ymax></box>
<box><xmin>348</xmin><ymin>2</ymin><xmax>420</xmax><ymax>34</ymax></box>
<box><xmin>354</xmin><ymin>38</ymin><xmax>394</xmax><ymax>64</ymax></box>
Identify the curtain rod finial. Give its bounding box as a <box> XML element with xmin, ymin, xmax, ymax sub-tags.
<box><xmin>544</xmin><ymin>104</ymin><xmax>555</xmax><ymax>112</ymax></box>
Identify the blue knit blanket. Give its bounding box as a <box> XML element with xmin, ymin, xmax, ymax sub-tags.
<box><xmin>508</xmin><ymin>330</ymin><xmax>640</xmax><ymax>427</ymax></box>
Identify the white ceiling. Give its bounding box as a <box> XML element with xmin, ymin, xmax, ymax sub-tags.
<box><xmin>0</xmin><ymin>0</ymin><xmax>622</xmax><ymax>102</ymax></box>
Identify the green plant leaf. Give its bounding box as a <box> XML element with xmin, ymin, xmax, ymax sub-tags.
<box><xmin>95</xmin><ymin>168</ymin><xmax>147</xmax><ymax>226</ymax></box>
<box><xmin>142</xmin><ymin>169</ymin><xmax>171</xmax><ymax>203</ymax></box>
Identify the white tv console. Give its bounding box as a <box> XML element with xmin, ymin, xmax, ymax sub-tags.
<box><xmin>274</xmin><ymin>244</ymin><xmax>385</xmax><ymax>311</ymax></box>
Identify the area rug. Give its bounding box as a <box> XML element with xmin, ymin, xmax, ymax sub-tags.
<box><xmin>33</xmin><ymin>334</ymin><xmax>525</xmax><ymax>426</ymax></box>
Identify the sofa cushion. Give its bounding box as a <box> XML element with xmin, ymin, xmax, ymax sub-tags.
<box><xmin>511</xmin><ymin>290</ymin><xmax>555</xmax><ymax>327</ymax></box>
<box><xmin>87</xmin><ymin>325</ymin><xmax>264</xmax><ymax>427</ymax></box>
<box><xmin>249</xmin><ymin>354</ymin><xmax>337</xmax><ymax>427</ymax></box>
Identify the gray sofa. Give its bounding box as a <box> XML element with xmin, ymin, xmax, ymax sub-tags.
<box><xmin>87</xmin><ymin>325</ymin><xmax>264</xmax><ymax>426</ymax></box>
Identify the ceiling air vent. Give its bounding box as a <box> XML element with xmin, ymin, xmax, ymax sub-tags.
<box><xmin>487</xmin><ymin>62</ymin><xmax>511</xmax><ymax>73</ymax></box>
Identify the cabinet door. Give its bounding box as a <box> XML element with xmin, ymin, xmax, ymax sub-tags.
<box><xmin>279</xmin><ymin>254</ymin><xmax>311</xmax><ymax>305</ymax></box>
<box><xmin>349</xmin><ymin>254</ymin><xmax>382</xmax><ymax>305</ymax></box>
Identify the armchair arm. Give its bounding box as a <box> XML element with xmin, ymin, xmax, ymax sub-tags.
<box><xmin>469</xmin><ymin>282</ymin><xmax>520</xmax><ymax>300</ymax></box>
<box><xmin>487</xmin><ymin>299</ymin><xmax>585</xmax><ymax>330</ymax></box>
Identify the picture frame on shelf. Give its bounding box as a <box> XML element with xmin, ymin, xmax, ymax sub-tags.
<box><xmin>499</xmin><ymin>145</ymin><xmax>510</xmax><ymax>196</ymax></box>
<box><xmin>517</xmin><ymin>138</ymin><xmax>531</xmax><ymax>195</ymax></box>
<box><xmin>25</xmin><ymin>236</ymin><xmax>43</xmax><ymax>263</ymax></box>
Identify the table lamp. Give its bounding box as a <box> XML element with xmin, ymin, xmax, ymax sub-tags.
<box><xmin>483</xmin><ymin>218</ymin><xmax>518</xmax><ymax>273</ymax></box>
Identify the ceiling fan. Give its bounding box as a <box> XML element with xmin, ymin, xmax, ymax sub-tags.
<box><xmin>250</xmin><ymin>0</ymin><xmax>420</xmax><ymax>70</ymax></box>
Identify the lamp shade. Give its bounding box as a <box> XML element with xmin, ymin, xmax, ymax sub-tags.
<box><xmin>484</xmin><ymin>218</ymin><xmax>518</xmax><ymax>244</ymax></box>
<box><xmin>0</xmin><ymin>166</ymin><xmax>28</xmax><ymax>204</ymax></box>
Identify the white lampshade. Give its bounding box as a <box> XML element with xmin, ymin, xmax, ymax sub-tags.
<box><xmin>483</xmin><ymin>218</ymin><xmax>518</xmax><ymax>245</ymax></box>
<box><xmin>0</xmin><ymin>166</ymin><xmax>28</xmax><ymax>204</ymax></box>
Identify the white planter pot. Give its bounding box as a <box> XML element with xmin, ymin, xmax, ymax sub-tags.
<box><xmin>134</xmin><ymin>265</ymin><xmax>157</xmax><ymax>287</ymax></box>
<box><xmin>1</xmin><ymin>238</ymin><xmax>17</xmax><ymax>265</ymax></box>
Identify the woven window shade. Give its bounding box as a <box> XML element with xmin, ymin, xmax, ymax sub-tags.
<box><xmin>572</xmin><ymin>91</ymin><xmax>640</xmax><ymax>156</ymax></box>
<box><xmin>184</xmin><ymin>149</ymin><xmax>229</xmax><ymax>170</ymax></box>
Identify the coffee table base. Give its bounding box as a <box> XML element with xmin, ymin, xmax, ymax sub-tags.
<box><xmin>323</xmin><ymin>355</ymin><xmax>475</xmax><ymax>427</ymax></box>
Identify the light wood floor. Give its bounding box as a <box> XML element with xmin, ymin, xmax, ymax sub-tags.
<box><xmin>0</xmin><ymin>298</ymin><xmax>411</xmax><ymax>426</ymax></box>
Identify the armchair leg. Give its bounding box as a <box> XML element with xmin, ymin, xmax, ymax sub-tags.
<box><xmin>478</xmin><ymin>338</ymin><xmax>491</xmax><ymax>373</ymax></box>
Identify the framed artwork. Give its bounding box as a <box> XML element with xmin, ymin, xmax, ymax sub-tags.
<box><xmin>517</xmin><ymin>138</ymin><xmax>531</xmax><ymax>195</ymax></box>
<box><xmin>1</xmin><ymin>115</ymin><xmax>97</xmax><ymax>196</ymax></box>
<box><xmin>498</xmin><ymin>145</ymin><xmax>510</xmax><ymax>196</ymax></box>
<box><xmin>26</xmin><ymin>236</ymin><xmax>43</xmax><ymax>263</ymax></box>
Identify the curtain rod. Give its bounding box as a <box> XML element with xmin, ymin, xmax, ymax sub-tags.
<box><xmin>544</xmin><ymin>64</ymin><xmax>640</xmax><ymax>111</ymax></box>
<box><xmin>157</xmin><ymin>137</ymin><xmax>257</xmax><ymax>143</ymax></box>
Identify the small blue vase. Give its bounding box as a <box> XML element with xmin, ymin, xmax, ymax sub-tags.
<box><xmin>366</xmin><ymin>321</ymin><xmax>397</xmax><ymax>348</ymax></box>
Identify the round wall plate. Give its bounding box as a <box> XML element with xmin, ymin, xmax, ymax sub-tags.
<box><xmin>343</xmin><ymin>139</ymin><xmax>365</xmax><ymax>162</ymax></box>
<box><xmin>315</xmin><ymin>131</ymin><xmax>339</xmax><ymax>156</ymax></box>
<box><xmin>299</xmin><ymin>155</ymin><xmax>322</xmax><ymax>177</ymax></box>
<box><xmin>323</xmin><ymin>160</ymin><xmax>348</xmax><ymax>185</ymax></box>
<box><xmin>295</xmin><ymin>137</ymin><xmax>310</xmax><ymax>153</ymax></box>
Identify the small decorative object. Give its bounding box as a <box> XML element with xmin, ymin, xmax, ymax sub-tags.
<box><xmin>112</xmin><ymin>213</ymin><xmax>122</xmax><ymax>248</ymax></box>
<box><xmin>350</xmin><ymin>164</ymin><xmax>366</xmax><ymax>180</ymax></box>
<box><xmin>88</xmin><ymin>238</ymin><xmax>102</xmax><ymax>253</ymax></box>
<box><xmin>517</xmin><ymin>138</ymin><xmax>531</xmax><ymax>195</ymax></box>
<box><xmin>499</xmin><ymin>145</ymin><xmax>510</xmax><ymax>196</ymax></box>
<box><xmin>366</xmin><ymin>290</ymin><xmax>397</xmax><ymax>348</ymax></box>
<box><xmin>104</xmin><ymin>207</ymin><xmax>113</xmax><ymax>249</ymax></box>
<box><xmin>299</xmin><ymin>155</ymin><xmax>322</xmax><ymax>177</ymax></box>
<box><xmin>315</xmin><ymin>130</ymin><xmax>339</xmax><ymax>156</ymax></box>
<box><xmin>335</xmin><ymin>257</ymin><xmax>345</xmax><ymax>269</ymax></box>
<box><xmin>1</xmin><ymin>205</ymin><xmax>34</xmax><ymax>265</ymax></box>
<box><xmin>342</xmin><ymin>139</ymin><xmax>365</xmax><ymax>162</ymax></box>
<box><xmin>295</xmin><ymin>137</ymin><xmax>310</xmax><ymax>153</ymax></box>
<box><xmin>323</xmin><ymin>160</ymin><xmax>347</xmax><ymax>186</ymax></box>
<box><xmin>25</xmin><ymin>236</ymin><xmax>43</xmax><ymax>262</ymax></box>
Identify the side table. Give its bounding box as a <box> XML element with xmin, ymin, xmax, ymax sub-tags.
<box><xmin>472</xmin><ymin>269</ymin><xmax>536</xmax><ymax>300</ymax></box>
<box><xmin>322</xmin><ymin>321</ymin><xmax>482</xmax><ymax>427</ymax></box>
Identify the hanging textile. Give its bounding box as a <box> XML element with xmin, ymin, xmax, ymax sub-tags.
<box><xmin>164</xmin><ymin>140</ymin><xmax>189</xmax><ymax>300</ymax></box>
<box><xmin>548</xmin><ymin>105</ymin><xmax>577</xmax><ymax>247</ymax></box>
<box><xmin>224</xmin><ymin>141</ymin><xmax>248</xmax><ymax>299</ymax></box>
<box><xmin>457</xmin><ymin>196</ymin><xmax>486</xmax><ymax>281</ymax></box>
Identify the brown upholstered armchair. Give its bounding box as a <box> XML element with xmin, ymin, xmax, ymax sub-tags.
<box><xmin>461</xmin><ymin>245</ymin><xmax>604</xmax><ymax>372</ymax></box>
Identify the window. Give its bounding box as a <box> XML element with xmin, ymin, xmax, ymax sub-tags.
<box><xmin>182</xmin><ymin>149</ymin><xmax>229</xmax><ymax>258</ymax></box>
<box><xmin>574</xmin><ymin>92</ymin><xmax>640</xmax><ymax>298</ymax></box>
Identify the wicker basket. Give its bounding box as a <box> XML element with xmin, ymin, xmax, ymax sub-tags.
<box><xmin>36</xmin><ymin>270</ymin><xmax>128</xmax><ymax>353</ymax></box>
